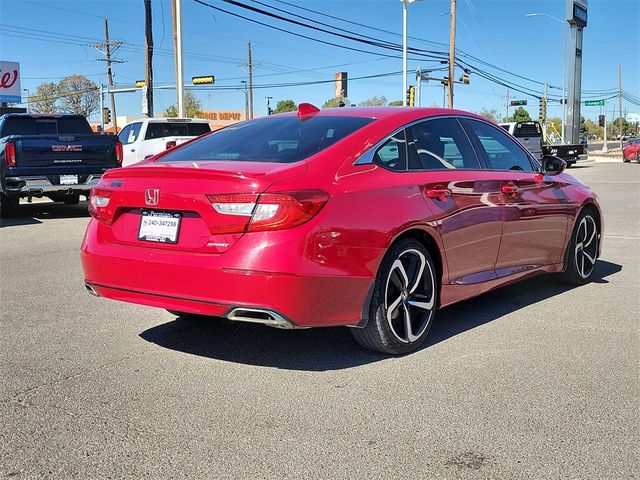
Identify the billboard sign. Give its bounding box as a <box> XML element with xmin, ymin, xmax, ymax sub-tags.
<box><xmin>0</xmin><ymin>61</ymin><xmax>21</xmax><ymax>104</ymax></box>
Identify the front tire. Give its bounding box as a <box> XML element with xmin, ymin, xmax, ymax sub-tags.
<box><xmin>351</xmin><ymin>239</ymin><xmax>438</xmax><ymax>355</ymax></box>
<box><xmin>560</xmin><ymin>210</ymin><xmax>599</xmax><ymax>285</ymax></box>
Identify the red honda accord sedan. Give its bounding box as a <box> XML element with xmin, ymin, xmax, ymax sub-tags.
<box><xmin>81</xmin><ymin>105</ymin><xmax>602</xmax><ymax>354</ymax></box>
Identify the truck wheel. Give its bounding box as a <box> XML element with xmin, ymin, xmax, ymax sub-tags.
<box><xmin>0</xmin><ymin>193</ymin><xmax>19</xmax><ymax>218</ymax></box>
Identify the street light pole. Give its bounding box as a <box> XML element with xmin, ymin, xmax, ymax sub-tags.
<box><xmin>401</xmin><ymin>0</ymin><xmax>421</xmax><ymax>106</ymax></box>
<box><xmin>402</xmin><ymin>0</ymin><xmax>408</xmax><ymax>106</ymax></box>
<box><xmin>526</xmin><ymin>13</ymin><xmax>566</xmax><ymax>142</ymax></box>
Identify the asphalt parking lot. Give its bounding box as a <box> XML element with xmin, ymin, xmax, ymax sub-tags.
<box><xmin>1</xmin><ymin>161</ymin><xmax>638</xmax><ymax>479</ymax></box>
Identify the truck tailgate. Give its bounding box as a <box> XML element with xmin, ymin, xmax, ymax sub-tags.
<box><xmin>13</xmin><ymin>134</ymin><xmax>119</xmax><ymax>168</ymax></box>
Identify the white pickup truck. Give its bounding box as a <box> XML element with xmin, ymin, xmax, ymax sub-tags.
<box><xmin>118</xmin><ymin>118</ymin><xmax>211</xmax><ymax>166</ymax></box>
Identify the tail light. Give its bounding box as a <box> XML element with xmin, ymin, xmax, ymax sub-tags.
<box><xmin>88</xmin><ymin>188</ymin><xmax>114</xmax><ymax>224</ymax></box>
<box><xmin>114</xmin><ymin>141</ymin><xmax>123</xmax><ymax>165</ymax></box>
<box><xmin>206</xmin><ymin>190</ymin><xmax>329</xmax><ymax>234</ymax></box>
<box><xmin>165</xmin><ymin>140</ymin><xmax>177</xmax><ymax>150</ymax></box>
<box><xmin>5</xmin><ymin>141</ymin><xmax>16</xmax><ymax>167</ymax></box>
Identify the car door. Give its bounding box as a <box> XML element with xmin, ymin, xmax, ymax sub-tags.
<box><xmin>119</xmin><ymin>122</ymin><xmax>143</xmax><ymax>166</ymax></box>
<box><xmin>407</xmin><ymin>117</ymin><xmax>503</xmax><ymax>285</ymax></box>
<box><xmin>461</xmin><ymin>118</ymin><xmax>571</xmax><ymax>274</ymax></box>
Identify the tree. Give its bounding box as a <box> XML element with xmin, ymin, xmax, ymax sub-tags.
<box><xmin>29</xmin><ymin>82</ymin><xmax>59</xmax><ymax>113</ymax></box>
<box><xmin>579</xmin><ymin>115</ymin><xmax>587</xmax><ymax>135</ymax></box>
<box><xmin>58</xmin><ymin>74</ymin><xmax>100</xmax><ymax>116</ymax></box>
<box><xmin>388</xmin><ymin>100</ymin><xmax>403</xmax><ymax>106</ymax></box>
<box><xmin>322</xmin><ymin>97</ymin><xmax>348</xmax><ymax>108</ymax></box>
<box><xmin>273</xmin><ymin>99</ymin><xmax>296</xmax><ymax>114</ymax></box>
<box><xmin>164</xmin><ymin>92</ymin><xmax>203</xmax><ymax>117</ymax></box>
<box><xmin>509</xmin><ymin>107</ymin><xmax>531</xmax><ymax>123</ymax></box>
<box><xmin>358</xmin><ymin>96</ymin><xmax>387</xmax><ymax>107</ymax></box>
<box><xmin>477</xmin><ymin>108</ymin><xmax>500</xmax><ymax>122</ymax></box>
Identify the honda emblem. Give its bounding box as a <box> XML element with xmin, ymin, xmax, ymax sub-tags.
<box><xmin>145</xmin><ymin>188</ymin><xmax>159</xmax><ymax>206</ymax></box>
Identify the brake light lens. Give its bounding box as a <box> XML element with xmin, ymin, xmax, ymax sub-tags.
<box><xmin>5</xmin><ymin>141</ymin><xmax>16</xmax><ymax>167</ymax></box>
<box><xmin>115</xmin><ymin>140</ymin><xmax>123</xmax><ymax>165</ymax></box>
<box><xmin>206</xmin><ymin>190</ymin><xmax>329</xmax><ymax>234</ymax></box>
<box><xmin>88</xmin><ymin>188</ymin><xmax>114</xmax><ymax>224</ymax></box>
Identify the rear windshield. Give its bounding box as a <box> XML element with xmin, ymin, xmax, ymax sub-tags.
<box><xmin>158</xmin><ymin>116</ymin><xmax>374</xmax><ymax>163</ymax></box>
<box><xmin>145</xmin><ymin>122</ymin><xmax>211</xmax><ymax>140</ymax></box>
<box><xmin>513</xmin><ymin>122</ymin><xmax>542</xmax><ymax>137</ymax></box>
<box><xmin>0</xmin><ymin>116</ymin><xmax>92</xmax><ymax>136</ymax></box>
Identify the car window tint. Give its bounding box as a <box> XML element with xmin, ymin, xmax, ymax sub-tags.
<box><xmin>406</xmin><ymin>118</ymin><xmax>480</xmax><ymax>170</ymax></box>
<box><xmin>373</xmin><ymin>131</ymin><xmax>407</xmax><ymax>171</ymax></box>
<box><xmin>187</xmin><ymin>123</ymin><xmax>211</xmax><ymax>136</ymax></box>
<box><xmin>465</xmin><ymin>119</ymin><xmax>534</xmax><ymax>172</ymax></box>
<box><xmin>57</xmin><ymin>117</ymin><xmax>92</xmax><ymax>134</ymax></box>
<box><xmin>118</xmin><ymin>125</ymin><xmax>132</xmax><ymax>145</ymax></box>
<box><xmin>513</xmin><ymin>122</ymin><xmax>542</xmax><ymax>137</ymax></box>
<box><xmin>159</xmin><ymin>116</ymin><xmax>374</xmax><ymax>164</ymax></box>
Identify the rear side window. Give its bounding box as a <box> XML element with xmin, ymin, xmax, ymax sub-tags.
<box><xmin>464</xmin><ymin>119</ymin><xmax>534</xmax><ymax>172</ymax></box>
<box><xmin>121</xmin><ymin>122</ymin><xmax>142</xmax><ymax>145</ymax></box>
<box><xmin>406</xmin><ymin>118</ymin><xmax>481</xmax><ymax>170</ymax></box>
<box><xmin>145</xmin><ymin>122</ymin><xmax>211</xmax><ymax>140</ymax></box>
<box><xmin>159</xmin><ymin>116</ymin><xmax>374</xmax><ymax>163</ymax></box>
<box><xmin>373</xmin><ymin>131</ymin><xmax>407</xmax><ymax>171</ymax></box>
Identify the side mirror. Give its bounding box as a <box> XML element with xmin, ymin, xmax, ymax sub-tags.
<box><xmin>540</xmin><ymin>155</ymin><xmax>566</xmax><ymax>176</ymax></box>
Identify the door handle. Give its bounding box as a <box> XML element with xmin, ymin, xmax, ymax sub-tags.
<box><xmin>130</xmin><ymin>148</ymin><xmax>136</xmax><ymax>152</ymax></box>
<box><xmin>501</xmin><ymin>182</ymin><xmax>519</xmax><ymax>195</ymax></box>
<box><xmin>426</xmin><ymin>186</ymin><xmax>452</xmax><ymax>201</ymax></box>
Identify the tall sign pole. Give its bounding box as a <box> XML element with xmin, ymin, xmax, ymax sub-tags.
<box><xmin>144</xmin><ymin>0</ymin><xmax>154</xmax><ymax>117</ymax></box>
<box><xmin>172</xmin><ymin>0</ymin><xmax>184</xmax><ymax>117</ymax></box>
<box><xmin>565</xmin><ymin>0</ymin><xmax>587</xmax><ymax>145</ymax></box>
<box><xmin>447</xmin><ymin>0</ymin><xmax>456</xmax><ymax>108</ymax></box>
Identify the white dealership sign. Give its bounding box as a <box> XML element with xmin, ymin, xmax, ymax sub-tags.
<box><xmin>0</xmin><ymin>61</ymin><xmax>21</xmax><ymax>104</ymax></box>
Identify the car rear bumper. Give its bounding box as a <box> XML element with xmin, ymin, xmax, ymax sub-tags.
<box><xmin>4</xmin><ymin>174</ymin><xmax>102</xmax><ymax>197</ymax></box>
<box><xmin>80</xmin><ymin>220</ymin><xmax>374</xmax><ymax>328</ymax></box>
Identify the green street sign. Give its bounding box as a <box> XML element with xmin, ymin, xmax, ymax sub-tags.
<box><xmin>510</xmin><ymin>100</ymin><xmax>527</xmax><ymax>106</ymax></box>
<box><xmin>584</xmin><ymin>100</ymin><xmax>605</xmax><ymax>106</ymax></box>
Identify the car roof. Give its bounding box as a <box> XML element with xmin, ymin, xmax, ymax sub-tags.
<box><xmin>145</xmin><ymin>118</ymin><xmax>210</xmax><ymax>123</ymax></box>
<box><xmin>274</xmin><ymin>106</ymin><xmax>491</xmax><ymax>123</ymax></box>
<box><xmin>0</xmin><ymin>113</ymin><xmax>85</xmax><ymax>118</ymax></box>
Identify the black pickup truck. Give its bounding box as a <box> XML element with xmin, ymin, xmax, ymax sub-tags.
<box><xmin>0</xmin><ymin>113</ymin><xmax>122</xmax><ymax>216</ymax></box>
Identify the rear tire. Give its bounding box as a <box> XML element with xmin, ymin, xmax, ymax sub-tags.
<box><xmin>0</xmin><ymin>193</ymin><xmax>19</xmax><ymax>218</ymax></box>
<box><xmin>623</xmin><ymin>152</ymin><xmax>630</xmax><ymax>163</ymax></box>
<box><xmin>560</xmin><ymin>210</ymin><xmax>599</xmax><ymax>286</ymax></box>
<box><xmin>351</xmin><ymin>239</ymin><xmax>438</xmax><ymax>355</ymax></box>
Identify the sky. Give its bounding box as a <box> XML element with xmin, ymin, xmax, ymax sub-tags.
<box><xmin>1</xmin><ymin>0</ymin><xmax>638</xmax><ymax>123</ymax></box>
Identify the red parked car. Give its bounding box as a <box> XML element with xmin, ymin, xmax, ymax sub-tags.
<box><xmin>623</xmin><ymin>139</ymin><xmax>640</xmax><ymax>162</ymax></box>
<box><xmin>81</xmin><ymin>105</ymin><xmax>602</xmax><ymax>354</ymax></box>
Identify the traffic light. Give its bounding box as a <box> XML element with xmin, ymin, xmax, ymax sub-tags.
<box><xmin>135</xmin><ymin>80</ymin><xmax>146</xmax><ymax>88</ymax></box>
<box><xmin>459</xmin><ymin>74</ymin><xmax>470</xmax><ymax>85</ymax></box>
<box><xmin>598</xmin><ymin>114</ymin><xmax>605</xmax><ymax>127</ymax></box>
<box><xmin>267</xmin><ymin>107</ymin><xmax>273</xmax><ymax>115</ymax></box>
<box><xmin>406</xmin><ymin>85</ymin><xmax>415</xmax><ymax>107</ymax></box>
<box><xmin>539</xmin><ymin>97</ymin><xmax>547</xmax><ymax>122</ymax></box>
<box><xmin>192</xmin><ymin>75</ymin><xmax>215</xmax><ymax>85</ymax></box>
<box><xmin>102</xmin><ymin>107</ymin><xmax>111</xmax><ymax>124</ymax></box>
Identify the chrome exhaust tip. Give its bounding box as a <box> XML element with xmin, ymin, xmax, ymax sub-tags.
<box><xmin>226</xmin><ymin>308</ymin><xmax>293</xmax><ymax>329</ymax></box>
<box><xmin>85</xmin><ymin>283</ymin><xmax>100</xmax><ymax>297</ymax></box>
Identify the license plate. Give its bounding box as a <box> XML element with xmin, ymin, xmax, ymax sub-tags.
<box><xmin>60</xmin><ymin>175</ymin><xmax>78</xmax><ymax>185</ymax></box>
<box><xmin>138</xmin><ymin>210</ymin><xmax>182</xmax><ymax>244</ymax></box>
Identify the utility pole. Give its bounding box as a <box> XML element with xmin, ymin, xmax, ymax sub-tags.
<box><xmin>93</xmin><ymin>19</ymin><xmax>123</xmax><ymax>132</ymax></box>
<box><xmin>447</xmin><ymin>0</ymin><xmax>456</xmax><ymax>108</ymax></box>
<box><xmin>172</xmin><ymin>0</ymin><xmax>184</xmax><ymax>117</ymax></box>
<box><xmin>505</xmin><ymin>87</ymin><xmax>510</xmax><ymax>120</ymax></box>
<box><xmin>618</xmin><ymin>64</ymin><xmax>623</xmax><ymax>149</ymax></box>
<box><xmin>248</xmin><ymin>42</ymin><xmax>254</xmax><ymax>119</ymax></box>
<box><xmin>144</xmin><ymin>0</ymin><xmax>154</xmax><ymax>117</ymax></box>
<box><xmin>241</xmin><ymin>80</ymin><xmax>248</xmax><ymax>120</ymax></box>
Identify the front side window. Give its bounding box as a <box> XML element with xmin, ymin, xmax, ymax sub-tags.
<box><xmin>373</xmin><ymin>130</ymin><xmax>407</xmax><ymax>171</ymax></box>
<box><xmin>158</xmin><ymin>116</ymin><xmax>374</xmax><ymax>164</ymax></box>
<box><xmin>126</xmin><ymin>122</ymin><xmax>143</xmax><ymax>145</ymax></box>
<box><xmin>118</xmin><ymin>125</ymin><xmax>132</xmax><ymax>145</ymax></box>
<box><xmin>406</xmin><ymin>118</ymin><xmax>481</xmax><ymax>170</ymax></box>
<box><xmin>464</xmin><ymin>119</ymin><xmax>534</xmax><ymax>172</ymax></box>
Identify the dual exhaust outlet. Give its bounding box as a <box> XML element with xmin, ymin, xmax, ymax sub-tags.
<box><xmin>84</xmin><ymin>283</ymin><xmax>292</xmax><ymax>329</ymax></box>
